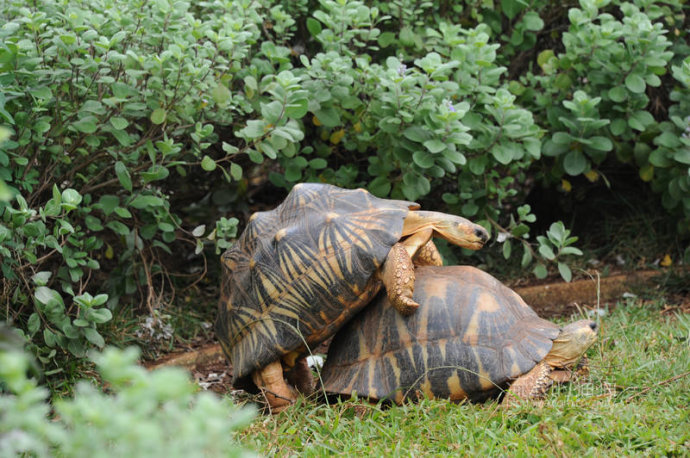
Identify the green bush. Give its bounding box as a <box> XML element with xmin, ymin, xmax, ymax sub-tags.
<box><xmin>523</xmin><ymin>0</ymin><xmax>688</xmax><ymax>230</ymax></box>
<box><xmin>1</xmin><ymin>0</ymin><xmax>687</xmax><ymax>380</ymax></box>
<box><xmin>0</xmin><ymin>327</ymin><xmax>255</xmax><ymax>458</ymax></box>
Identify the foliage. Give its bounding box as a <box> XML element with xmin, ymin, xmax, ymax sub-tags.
<box><xmin>0</xmin><ymin>330</ymin><xmax>255</xmax><ymax>458</ymax></box>
<box><xmin>0</xmin><ymin>0</ymin><xmax>255</xmax><ymax>374</ymax></box>
<box><xmin>1</xmin><ymin>0</ymin><xmax>688</xmax><ymax>380</ymax></box>
<box><xmin>527</xmin><ymin>0</ymin><xmax>689</xmax><ymax>230</ymax></box>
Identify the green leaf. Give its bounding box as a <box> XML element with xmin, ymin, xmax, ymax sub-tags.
<box><xmin>368</xmin><ymin>176</ymin><xmax>391</xmax><ymax>197</ymax></box>
<box><xmin>412</xmin><ymin>151</ymin><xmax>434</xmax><ymax>168</ymax></box>
<box><xmin>306</xmin><ymin>18</ymin><xmax>322</xmax><ymax>37</ymax></box>
<box><xmin>309</xmin><ymin>158</ymin><xmax>327</xmax><ymax>169</ymax></box>
<box><xmin>501</xmin><ymin>0</ymin><xmax>525</xmax><ymax>20</ymax></box>
<box><xmin>533</xmin><ymin>264</ymin><xmax>548</xmax><ymax>279</ymax></box>
<box><xmin>522</xmin><ymin>12</ymin><xmax>544</xmax><ymax>31</ymax></box>
<box><xmin>378</xmin><ymin>32</ymin><xmax>396</xmax><ymax>48</ymax></box>
<box><xmin>241</xmin><ymin>120</ymin><xmax>267</xmax><ymax>139</ymax></box>
<box><xmin>610</xmin><ymin>118</ymin><xmax>627</xmax><ymax>136</ymax></box>
<box><xmin>110</xmin><ymin>117</ymin><xmax>129</xmax><ymax>130</ymax></box>
<box><xmin>538</xmin><ymin>244</ymin><xmax>556</xmax><ymax>260</ymax></box>
<box><xmin>563</xmin><ymin>150</ymin><xmax>587</xmax><ymax>176</ymax></box>
<box><xmin>35</xmin><ymin>286</ymin><xmax>63</xmax><ymax>307</ymax></box>
<box><xmin>284</xmin><ymin>163</ymin><xmax>302</xmax><ymax>182</ymax></box>
<box><xmin>588</xmin><ymin>136</ymin><xmax>612</xmax><ymax>152</ymax></box>
<box><xmin>608</xmin><ymin>86</ymin><xmax>626</xmax><ymax>103</ymax></box>
<box><xmin>130</xmin><ymin>195</ymin><xmax>165</xmax><ymax>209</ymax></box>
<box><xmin>552</xmin><ymin>132</ymin><xmax>571</xmax><ymax>145</ymax></box>
<box><xmin>27</xmin><ymin>312</ymin><xmax>41</xmax><ymax>335</ymax></box>
<box><xmin>201</xmin><ymin>155</ymin><xmax>216</xmax><ymax>171</ymax></box>
<box><xmin>649</xmin><ymin>148</ymin><xmax>672</xmax><ymax>167</ymax></box>
<box><xmin>261</xmin><ymin>100</ymin><xmax>284</xmax><ymax>124</ymax></box>
<box><xmin>115</xmin><ymin>161</ymin><xmax>133</xmax><ymax>192</ymax></box>
<box><xmin>502</xmin><ymin>240</ymin><xmax>512</xmax><ymax>259</ymax></box>
<box><xmin>44</xmin><ymin>329</ymin><xmax>57</xmax><ymax>347</ymax></box>
<box><xmin>84</xmin><ymin>328</ymin><xmax>105</xmax><ymax>348</ymax></box>
<box><xmin>105</xmin><ymin>221</ymin><xmax>129</xmax><ymax>235</ymax></box>
<box><xmin>625</xmin><ymin>74</ymin><xmax>646</xmax><ymax>94</ymax></box>
<box><xmin>211</xmin><ymin>84</ymin><xmax>232</xmax><ymax>107</ymax></box>
<box><xmin>558</xmin><ymin>262</ymin><xmax>572</xmax><ymax>282</ymax></box>
<box><xmin>230</xmin><ymin>162</ymin><xmax>242</xmax><ymax>180</ymax></box>
<box><xmin>521</xmin><ymin>246</ymin><xmax>533</xmax><ymax>267</ymax></box>
<box><xmin>285</xmin><ymin>98</ymin><xmax>308</xmax><ymax>119</ymax></box>
<box><xmin>423</xmin><ymin>139</ymin><xmax>446</xmax><ymax>154</ymax></box>
<box><xmin>150</xmin><ymin>108</ymin><xmax>167</xmax><ymax>125</ymax></box>
<box><xmin>399</xmin><ymin>26</ymin><xmax>416</xmax><ymax>46</ymax></box>
<box><xmin>158</xmin><ymin>222</ymin><xmax>175</xmax><ymax>232</ymax></box>
<box><xmin>628</xmin><ymin>111</ymin><xmax>654</xmax><ymax>132</ymax></box>
<box><xmin>86</xmin><ymin>308</ymin><xmax>112</xmax><ymax>324</ymax></box>
<box><xmin>313</xmin><ymin>107</ymin><xmax>340</xmax><ymax>127</ymax></box>
<box><xmin>114</xmin><ymin>207</ymin><xmax>132</xmax><ymax>218</ymax></box>
<box><xmin>85</xmin><ymin>215</ymin><xmax>104</xmax><ymax>231</ymax></box>
<box><xmin>673</xmin><ymin>149</ymin><xmax>690</xmax><ymax>165</ymax></box>
<box><xmin>61</xmin><ymin>189</ymin><xmax>82</xmax><ymax>211</ymax></box>
<box><xmin>491</xmin><ymin>144</ymin><xmax>516</xmax><ymax>165</ymax></box>
<box><xmin>403</xmin><ymin>126</ymin><xmax>429</xmax><ymax>143</ymax></box>
<box><xmin>72</xmin><ymin>116</ymin><xmax>98</xmax><ymax>134</ymax></box>
<box><xmin>32</xmin><ymin>271</ymin><xmax>52</xmax><ymax>286</ymax></box>
<box><xmin>655</xmin><ymin>131</ymin><xmax>681</xmax><ymax>149</ymax></box>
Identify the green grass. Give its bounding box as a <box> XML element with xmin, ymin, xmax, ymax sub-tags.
<box><xmin>235</xmin><ymin>299</ymin><xmax>690</xmax><ymax>456</ymax></box>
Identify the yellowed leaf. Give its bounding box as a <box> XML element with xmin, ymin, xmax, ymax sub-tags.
<box><xmin>330</xmin><ymin>129</ymin><xmax>345</xmax><ymax>144</ymax></box>
<box><xmin>584</xmin><ymin>170</ymin><xmax>599</xmax><ymax>182</ymax></box>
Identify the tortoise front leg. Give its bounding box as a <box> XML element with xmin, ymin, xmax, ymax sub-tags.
<box><xmin>502</xmin><ymin>361</ymin><xmax>554</xmax><ymax>408</ymax></box>
<box><xmin>251</xmin><ymin>360</ymin><xmax>297</xmax><ymax>413</ymax></box>
<box><xmin>379</xmin><ymin>243</ymin><xmax>418</xmax><ymax>315</ymax></box>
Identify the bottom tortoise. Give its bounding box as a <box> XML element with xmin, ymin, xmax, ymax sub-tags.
<box><xmin>321</xmin><ymin>265</ymin><xmax>598</xmax><ymax>405</ymax></box>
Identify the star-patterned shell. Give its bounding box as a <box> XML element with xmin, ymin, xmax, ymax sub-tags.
<box><xmin>215</xmin><ymin>183</ymin><xmax>418</xmax><ymax>386</ymax></box>
<box><xmin>321</xmin><ymin>265</ymin><xmax>560</xmax><ymax>403</ymax></box>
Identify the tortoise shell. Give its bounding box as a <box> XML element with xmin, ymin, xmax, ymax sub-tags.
<box><xmin>321</xmin><ymin>265</ymin><xmax>560</xmax><ymax>403</ymax></box>
<box><xmin>215</xmin><ymin>183</ymin><xmax>418</xmax><ymax>387</ymax></box>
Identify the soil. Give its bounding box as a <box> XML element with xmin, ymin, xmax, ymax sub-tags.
<box><xmin>145</xmin><ymin>267</ymin><xmax>688</xmax><ymax>398</ymax></box>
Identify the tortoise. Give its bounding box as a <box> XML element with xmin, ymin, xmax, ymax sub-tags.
<box><xmin>215</xmin><ymin>183</ymin><xmax>489</xmax><ymax>412</ymax></box>
<box><xmin>320</xmin><ymin>265</ymin><xmax>598</xmax><ymax>405</ymax></box>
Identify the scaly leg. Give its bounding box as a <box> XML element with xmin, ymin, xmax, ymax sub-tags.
<box><xmin>285</xmin><ymin>356</ymin><xmax>315</xmax><ymax>395</ymax></box>
<box><xmin>251</xmin><ymin>360</ymin><xmax>297</xmax><ymax>413</ymax></box>
<box><xmin>379</xmin><ymin>243</ymin><xmax>418</xmax><ymax>315</ymax></box>
<box><xmin>502</xmin><ymin>362</ymin><xmax>553</xmax><ymax>408</ymax></box>
<box><xmin>413</xmin><ymin>240</ymin><xmax>443</xmax><ymax>266</ymax></box>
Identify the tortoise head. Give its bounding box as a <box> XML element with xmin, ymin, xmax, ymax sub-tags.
<box><xmin>404</xmin><ymin>210</ymin><xmax>489</xmax><ymax>250</ymax></box>
<box><xmin>544</xmin><ymin>320</ymin><xmax>598</xmax><ymax>368</ymax></box>
<box><xmin>427</xmin><ymin>211</ymin><xmax>489</xmax><ymax>250</ymax></box>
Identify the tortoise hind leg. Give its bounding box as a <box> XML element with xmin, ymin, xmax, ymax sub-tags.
<box><xmin>251</xmin><ymin>360</ymin><xmax>297</xmax><ymax>413</ymax></box>
<box><xmin>502</xmin><ymin>362</ymin><xmax>553</xmax><ymax>408</ymax></box>
<box><xmin>285</xmin><ymin>356</ymin><xmax>315</xmax><ymax>395</ymax></box>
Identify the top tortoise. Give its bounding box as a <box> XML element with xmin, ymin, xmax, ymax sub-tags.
<box><xmin>216</xmin><ymin>183</ymin><xmax>489</xmax><ymax>411</ymax></box>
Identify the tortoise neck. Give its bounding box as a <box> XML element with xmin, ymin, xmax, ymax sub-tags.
<box><xmin>401</xmin><ymin>211</ymin><xmax>451</xmax><ymax>237</ymax></box>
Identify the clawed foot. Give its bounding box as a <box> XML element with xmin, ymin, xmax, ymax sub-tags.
<box><xmin>252</xmin><ymin>360</ymin><xmax>298</xmax><ymax>414</ymax></box>
<box><xmin>392</xmin><ymin>295</ymin><xmax>419</xmax><ymax>315</ymax></box>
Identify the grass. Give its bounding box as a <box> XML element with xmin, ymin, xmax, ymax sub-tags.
<box><xmin>235</xmin><ymin>299</ymin><xmax>690</xmax><ymax>456</ymax></box>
